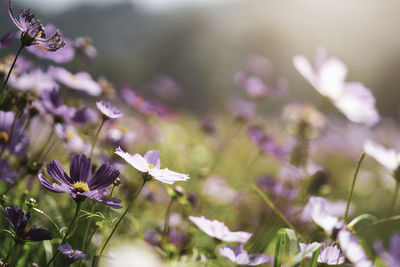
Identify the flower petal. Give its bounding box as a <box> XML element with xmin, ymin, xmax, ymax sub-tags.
<box><xmin>69</xmin><ymin>154</ymin><xmax>92</xmax><ymax>182</ymax></box>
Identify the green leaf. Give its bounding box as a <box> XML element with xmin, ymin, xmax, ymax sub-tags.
<box><xmin>43</xmin><ymin>240</ymin><xmax>53</xmax><ymax>263</ymax></box>
<box><xmin>32</xmin><ymin>207</ymin><xmax>61</xmax><ymax>236</ymax></box>
<box><xmin>309</xmin><ymin>246</ymin><xmax>322</xmax><ymax>267</ymax></box>
<box><xmin>290</xmin><ymin>242</ymin><xmax>321</xmax><ymax>266</ymax></box>
<box><xmin>273</xmin><ymin>228</ymin><xmax>299</xmax><ymax>267</ymax></box>
<box><xmin>348</xmin><ymin>213</ymin><xmax>377</xmax><ymax>228</ymax></box>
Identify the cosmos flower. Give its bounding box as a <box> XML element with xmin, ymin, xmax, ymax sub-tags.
<box><xmin>374</xmin><ymin>233</ymin><xmax>400</xmax><ymax>267</ymax></box>
<box><xmin>5</xmin><ymin>205</ymin><xmax>52</xmax><ymax>242</ymax></box>
<box><xmin>299</xmin><ymin>242</ymin><xmax>345</xmax><ymax>265</ymax></box>
<box><xmin>0</xmin><ymin>32</ymin><xmax>14</xmax><ymax>49</ymax></box>
<box><xmin>106</xmin><ymin>123</ymin><xmax>137</xmax><ymax>147</ymax></box>
<box><xmin>0</xmin><ymin>111</ymin><xmax>29</xmax><ymax>156</ymax></box>
<box><xmin>293</xmin><ymin>47</ymin><xmax>379</xmax><ymax>126</ymax></box>
<box><xmin>38</xmin><ymin>154</ymin><xmax>122</xmax><ymax>208</ymax></box>
<box><xmin>115</xmin><ymin>148</ymin><xmax>189</xmax><ymax>185</ymax></box>
<box><xmin>96</xmin><ymin>101</ymin><xmax>123</xmax><ymax>119</ymax></box>
<box><xmin>247</xmin><ymin>125</ymin><xmax>287</xmax><ymax>160</ymax></box>
<box><xmin>26</xmin><ymin>24</ymin><xmax>75</xmax><ymax>63</ymax></box>
<box><xmin>8</xmin><ymin>68</ymin><xmax>58</xmax><ymax>93</ymax></box>
<box><xmin>219</xmin><ymin>244</ymin><xmax>269</xmax><ymax>266</ymax></box>
<box><xmin>55</xmin><ymin>123</ymin><xmax>91</xmax><ymax>153</ymax></box>
<box><xmin>50</xmin><ymin>66</ymin><xmax>102</xmax><ymax>96</ymax></box>
<box><xmin>188</xmin><ymin>216</ymin><xmax>252</xmax><ymax>243</ymax></box>
<box><xmin>0</xmin><ymin>159</ymin><xmax>18</xmax><ymax>183</ymax></box>
<box><xmin>364</xmin><ymin>140</ymin><xmax>400</xmax><ymax>174</ymax></box>
<box><xmin>58</xmin><ymin>244</ymin><xmax>86</xmax><ymax>260</ymax></box>
<box><xmin>226</xmin><ymin>97</ymin><xmax>256</xmax><ymax>121</ymax></box>
<box><xmin>8</xmin><ymin>1</ymin><xmax>65</xmax><ymax>50</ymax></box>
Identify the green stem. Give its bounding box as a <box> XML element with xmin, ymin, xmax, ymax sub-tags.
<box><xmin>5</xmin><ymin>241</ymin><xmax>17</xmax><ymax>262</ymax></box>
<box><xmin>1</xmin><ymin>44</ymin><xmax>24</xmax><ymax>98</ymax></box>
<box><xmin>46</xmin><ymin>201</ymin><xmax>82</xmax><ymax>267</ymax></box>
<box><xmin>163</xmin><ymin>198</ymin><xmax>174</xmax><ymax>235</ymax></box>
<box><xmin>98</xmin><ymin>179</ymin><xmax>146</xmax><ymax>256</ymax></box>
<box><xmin>382</xmin><ymin>181</ymin><xmax>400</xmax><ymax>231</ymax></box>
<box><xmin>344</xmin><ymin>151</ymin><xmax>365</xmax><ymax>222</ymax></box>
<box><xmin>90</xmin><ymin>119</ymin><xmax>105</xmax><ymax>158</ymax></box>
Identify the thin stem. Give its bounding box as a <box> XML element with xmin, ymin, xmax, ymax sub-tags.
<box><xmin>344</xmin><ymin>151</ymin><xmax>365</xmax><ymax>222</ymax></box>
<box><xmin>81</xmin><ymin>202</ymin><xmax>97</xmax><ymax>252</ymax></box>
<box><xmin>1</xmin><ymin>44</ymin><xmax>24</xmax><ymax>97</ymax></box>
<box><xmin>382</xmin><ymin>181</ymin><xmax>400</xmax><ymax>232</ymax></box>
<box><xmin>34</xmin><ymin>126</ymin><xmax>55</xmax><ymax>163</ymax></box>
<box><xmin>252</xmin><ymin>184</ymin><xmax>297</xmax><ymax>231</ymax></box>
<box><xmin>46</xmin><ymin>201</ymin><xmax>82</xmax><ymax>267</ymax></box>
<box><xmin>98</xmin><ymin>179</ymin><xmax>146</xmax><ymax>256</ymax></box>
<box><xmin>90</xmin><ymin>119</ymin><xmax>105</xmax><ymax>158</ymax></box>
<box><xmin>163</xmin><ymin>198</ymin><xmax>174</xmax><ymax>235</ymax></box>
<box><xmin>5</xmin><ymin>241</ymin><xmax>17</xmax><ymax>262</ymax></box>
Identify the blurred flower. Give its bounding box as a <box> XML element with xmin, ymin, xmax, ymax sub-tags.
<box><xmin>198</xmin><ymin>114</ymin><xmax>215</xmax><ymax>134</ymax></box>
<box><xmin>38</xmin><ymin>154</ymin><xmax>122</xmax><ymax>208</ymax></box>
<box><xmin>50</xmin><ymin>66</ymin><xmax>101</xmax><ymax>96</ymax></box>
<box><xmin>74</xmin><ymin>37</ymin><xmax>97</xmax><ymax>61</ymax></box>
<box><xmin>0</xmin><ymin>159</ymin><xmax>18</xmax><ymax>183</ymax></box>
<box><xmin>148</xmin><ymin>74</ymin><xmax>181</xmax><ymax>100</ymax></box>
<box><xmin>0</xmin><ymin>111</ymin><xmax>29</xmax><ymax>156</ymax></box>
<box><xmin>167</xmin><ymin>229</ymin><xmax>188</xmax><ymax>247</ymax></box>
<box><xmin>247</xmin><ymin>125</ymin><xmax>287</xmax><ymax>160</ymax></box>
<box><xmin>55</xmin><ymin>123</ymin><xmax>90</xmax><ymax>153</ymax></box>
<box><xmin>115</xmin><ymin>148</ymin><xmax>189</xmax><ymax>184</ymax></box>
<box><xmin>256</xmin><ymin>175</ymin><xmax>298</xmax><ymax>200</ymax></box>
<box><xmin>337</xmin><ymin>228</ymin><xmax>374</xmax><ymax>267</ymax></box>
<box><xmin>144</xmin><ymin>230</ymin><xmax>161</xmax><ymax>247</ymax></box>
<box><xmin>8</xmin><ymin>68</ymin><xmax>58</xmax><ymax>93</ymax></box>
<box><xmin>105</xmin><ymin>123</ymin><xmax>137</xmax><ymax>147</ymax></box>
<box><xmin>364</xmin><ymin>140</ymin><xmax>400</xmax><ymax>179</ymax></box>
<box><xmin>219</xmin><ymin>244</ymin><xmax>269</xmax><ymax>266</ymax></box>
<box><xmin>374</xmin><ymin>233</ymin><xmax>400</xmax><ymax>267</ymax></box>
<box><xmin>58</xmin><ymin>244</ymin><xmax>86</xmax><ymax>259</ymax></box>
<box><xmin>8</xmin><ymin>1</ymin><xmax>65</xmax><ymax>50</ymax></box>
<box><xmin>0</xmin><ymin>32</ymin><xmax>14</xmax><ymax>49</ymax></box>
<box><xmin>226</xmin><ymin>97</ymin><xmax>256</xmax><ymax>121</ymax></box>
<box><xmin>293</xmin><ymin>47</ymin><xmax>379</xmax><ymax>126</ymax></box>
<box><xmin>5</xmin><ymin>205</ymin><xmax>52</xmax><ymax>242</ymax></box>
<box><xmin>299</xmin><ymin>242</ymin><xmax>344</xmax><ymax>265</ymax></box>
<box><xmin>107</xmin><ymin>242</ymin><xmax>165</xmax><ymax>267</ymax></box>
<box><xmin>188</xmin><ymin>216</ymin><xmax>252</xmax><ymax>243</ymax></box>
<box><xmin>26</xmin><ymin>24</ymin><xmax>74</xmax><ymax>63</ymax></box>
<box><xmin>202</xmin><ymin>175</ymin><xmax>238</xmax><ymax>204</ymax></box>
<box><xmin>96</xmin><ymin>101</ymin><xmax>123</xmax><ymax>119</ymax></box>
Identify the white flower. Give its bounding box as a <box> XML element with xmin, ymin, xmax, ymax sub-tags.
<box><xmin>364</xmin><ymin>140</ymin><xmax>400</xmax><ymax>171</ymax></box>
<box><xmin>293</xmin><ymin>47</ymin><xmax>379</xmax><ymax>126</ymax></box>
<box><xmin>219</xmin><ymin>244</ymin><xmax>269</xmax><ymax>266</ymax></box>
<box><xmin>115</xmin><ymin>147</ymin><xmax>189</xmax><ymax>184</ymax></box>
<box><xmin>188</xmin><ymin>216</ymin><xmax>252</xmax><ymax>243</ymax></box>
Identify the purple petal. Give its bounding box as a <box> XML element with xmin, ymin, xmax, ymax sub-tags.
<box><xmin>69</xmin><ymin>154</ymin><xmax>92</xmax><ymax>183</ymax></box>
<box><xmin>88</xmin><ymin>162</ymin><xmax>119</xmax><ymax>190</ymax></box>
<box><xmin>38</xmin><ymin>173</ymin><xmax>70</xmax><ymax>193</ymax></box>
<box><xmin>46</xmin><ymin>160</ymin><xmax>74</xmax><ymax>186</ymax></box>
<box><xmin>26</xmin><ymin>226</ymin><xmax>52</xmax><ymax>241</ymax></box>
<box><xmin>144</xmin><ymin>150</ymin><xmax>160</xmax><ymax>168</ymax></box>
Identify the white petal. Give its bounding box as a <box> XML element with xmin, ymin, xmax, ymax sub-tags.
<box><xmin>364</xmin><ymin>140</ymin><xmax>398</xmax><ymax>171</ymax></box>
<box><xmin>115</xmin><ymin>147</ymin><xmax>149</xmax><ymax>173</ymax></box>
<box><xmin>150</xmin><ymin>168</ymin><xmax>189</xmax><ymax>184</ymax></box>
<box><xmin>293</xmin><ymin>55</ymin><xmax>318</xmax><ymax>89</ymax></box>
<box><xmin>337</xmin><ymin>229</ymin><xmax>374</xmax><ymax>267</ymax></box>
<box><xmin>318</xmin><ymin>57</ymin><xmax>347</xmax><ymax>100</ymax></box>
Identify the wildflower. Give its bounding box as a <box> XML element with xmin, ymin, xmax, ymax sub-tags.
<box><xmin>74</xmin><ymin>37</ymin><xmax>97</xmax><ymax>61</ymax></box>
<box><xmin>226</xmin><ymin>97</ymin><xmax>256</xmax><ymax>121</ymax></box>
<box><xmin>167</xmin><ymin>230</ymin><xmax>188</xmax><ymax>247</ymax></box>
<box><xmin>0</xmin><ymin>111</ymin><xmax>29</xmax><ymax>156</ymax></box>
<box><xmin>374</xmin><ymin>233</ymin><xmax>400</xmax><ymax>267</ymax></box>
<box><xmin>188</xmin><ymin>216</ymin><xmax>252</xmax><ymax>243</ymax></box>
<box><xmin>115</xmin><ymin>147</ymin><xmax>189</xmax><ymax>184</ymax></box>
<box><xmin>5</xmin><ymin>205</ymin><xmax>52</xmax><ymax>242</ymax></box>
<box><xmin>96</xmin><ymin>101</ymin><xmax>123</xmax><ymax>119</ymax></box>
<box><xmin>293</xmin><ymin>47</ymin><xmax>380</xmax><ymax>126</ymax></box>
<box><xmin>106</xmin><ymin>123</ymin><xmax>137</xmax><ymax>147</ymax></box>
<box><xmin>256</xmin><ymin>175</ymin><xmax>298</xmax><ymax>200</ymax></box>
<box><xmin>8</xmin><ymin>1</ymin><xmax>65</xmax><ymax>50</ymax></box>
<box><xmin>38</xmin><ymin>154</ymin><xmax>122</xmax><ymax>208</ymax></box>
<box><xmin>26</xmin><ymin>24</ymin><xmax>74</xmax><ymax>63</ymax></box>
<box><xmin>247</xmin><ymin>125</ymin><xmax>287</xmax><ymax>160</ymax></box>
<box><xmin>50</xmin><ymin>66</ymin><xmax>102</xmax><ymax>96</ymax></box>
<box><xmin>299</xmin><ymin>242</ymin><xmax>345</xmax><ymax>265</ymax></box>
<box><xmin>219</xmin><ymin>244</ymin><xmax>269</xmax><ymax>266</ymax></box>
<box><xmin>55</xmin><ymin>123</ymin><xmax>90</xmax><ymax>153</ymax></box>
<box><xmin>364</xmin><ymin>140</ymin><xmax>400</xmax><ymax>180</ymax></box>
<box><xmin>202</xmin><ymin>175</ymin><xmax>238</xmax><ymax>204</ymax></box>
<box><xmin>0</xmin><ymin>32</ymin><xmax>14</xmax><ymax>49</ymax></box>
<box><xmin>0</xmin><ymin>159</ymin><xmax>18</xmax><ymax>183</ymax></box>
<box><xmin>8</xmin><ymin>68</ymin><xmax>58</xmax><ymax>93</ymax></box>
<box><xmin>58</xmin><ymin>244</ymin><xmax>86</xmax><ymax>260</ymax></box>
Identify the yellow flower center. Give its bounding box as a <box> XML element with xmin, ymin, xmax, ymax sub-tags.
<box><xmin>148</xmin><ymin>163</ymin><xmax>155</xmax><ymax>169</ymax></box>
<box><xmin>73</xmin><ymin>181</ymin><xmax>90</xmax><ymax>193</ymax></box>
<box><xmin>36</xmin><ymin>45</ymin><xmax>47</xmax><ymax>51</ymax></box>
<box><xmin>71</xmin><ymin>75</ymin><xmax>78</xmax><ymax>84</ymax></box>
<box><xmin>65</xmin><ymin>130</ymin><xmax>75</xmax><ymax>140</ymax></box>
<box><xmin>0</xmin><ymin>131</ymin><xmax>9</xmax><ymax>145</ymax></box>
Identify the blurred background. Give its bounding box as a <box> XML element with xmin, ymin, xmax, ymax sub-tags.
<box><xmin>1</xmin><ymin>0</ymin><xmax>400</xmax><ymax>117</ymax></box>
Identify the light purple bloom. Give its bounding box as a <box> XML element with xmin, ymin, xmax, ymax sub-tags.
<box><xmin>38</xmin><ymin>154</ymin><xmax>122</xmax><ymax>208</ymax></box>
<box><xmin>0</xmin><ymin>159</ymin><xmax>18</xmax><ymax>183</ymax></box>
<box><xmin>374</xmin><ymin>233</ymin><xmax>400</xmax><ymax>267</ymax></box>
<box><xmin>299</xmin><ymin>242</ymin><xmax>345</xmax><ymax>265</ymax></box>
<box><xmin>247</xmin><ymin>125</ymin><xmax>287</xmax><ymax>160</ymax></box>
<box><xmin>364</xmin><ymin>140</ymin><xmax>400</xmax><ymax>172</ymax></box>
<box><xmin>115</xmin><ymin>147</ymin><xmax>189</xmax><ymax>184</ymax></box>
<box><xmin>26</xmin><ymin>24</ymin><xmax>74</xmax><ymax>63</ymax></box>
<box><xmin>50</xmin><ymin>66</ymin><xmax>102</xmax><ymax>96</ymax></box>
<box><xmin>148</xmin><ymin>74</ymin><xmax>181</xmax><ymax>100</ymax></box>
<box><xmin>256</xmin><ymin>175</ymin><xmax>298</xmax><ymax>200</ymax></box>
<box><xmin>55</xmin><ymin>123</ymin><xmax>91</xmax><ymax>154</ymax></box>
<box><xmin>0</xmin><ymin>111</ymin><xmax>29</xmax><ymax>156</ymax></box>
<box><xmin>226</xmin><ymin>97</ymin><xmax>256</xmax><ymax>121</ymax></box>
<box><xmin>58</xmin><ymin>244</ymin><xmax>86</xmax><ymax>260</ymax></box>
<box><xmin>8</xmin><ymin>1</ymin><xmax>65</xmax><ymax>51</ymax></box>
<box><xmin>219</xmin><ymin>244</ymin><xmax>269</xmax><ymax>266</ymax></box>
<box><xmin>293</xmin><ymin>47</ymin><xmax>379</xmax><ymax>126</ymax></box>
<box><xmin>188</xmin><ymin>216</ymin><xmax>252</xmax><ymax>243</ymax></box>
<box><xmin>8</xmin><ymin>68</ymin><xmax>58</xmax><ymax>93</ymax></box>
<box><xmin>0</xmin><ymin>32</ymin><xmax>14</xmax><ymax>48</ymax></box>
<box><xmin>106</xmin><ymin>123</ymin><xmax>137</xmax><ymax>147</ymax></box>
<box><xmin>96</xmin><ymin>101</ymin><xmax>123</xmax><ymax>119</ymax></box>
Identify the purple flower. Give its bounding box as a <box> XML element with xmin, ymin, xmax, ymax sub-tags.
<box><xmin>8</xmin><ymin>68</ymin><xmax>58</xmax><ymax>93</ymax></box>
<box><xmin>167</xmin><ymin>229</ymin><xmax>188</xmax><ymax>247</ymax></box>
<box><xmin>115</xmin><ymin>147</ymin><xmax>189</xmax><ymax>184</ymax></box>
<box><xmin>374</xmin><ymin>233</ymin><xmax>400</xmax><ymax>267</ymax></box>
<box><xmin>55</xmin><ymin>123</ymin><xmax>90</xmax><ymax>154</ymax></box>
<box><xmin>50</xmin><ymin>66</ymin><xmax>102</xmax><ymax>96</ymax></box>
<box><xmin>219</xmin><ymin>244</ymin><xmax>269</xmax><ymax>266</ymax></box>
<box><xmin>188</xmin><ymin>216</ymin><xmax>252</xmax><ymax>243</ymax></box>
<box><xmin>106</xmin><ymin>123</ymin><xmax>137</xmax><ymax>147</ymax></box>
<box><xmin>5</xmin><ymin>205</ymin><xmax>52</xmax><ymax>242</ymax></box>
<box><xmin>26</xmin><ymin>24</ymin><xmax>74</xmax><ymax>63</ymax></box>
<box><xmin>58</xmin><ymin>244</ymin><xmax>86</xmax><ymax>260</ymax></box>
<box><xmin>8</xmin><ymin>1</ymin><xmax>65</xmax><ymax>50</ymax></box>
<box><xmin>96</xmin><ymin>101</ymin><xmax>123</xmax><ymax>119</ymax></box>
<box><xmin>0</xmin><ymin>32</ymin><xmax>14</xmax><ymax>48</ymax></box>
<box><xmin>38</xmin><ymin>154</ymin><xmax>122</xmax><ymax>208</ymax></box>
<box><xmin>299</xmin><ymin>242</ymin><xmax>345</xmax><ymax>265</ymax></box>
<box><xmin>148</xmin><ymin>74</ymin><xmax>181</xmax><ymax>100</ymax></box>
<box><xmin>247</xmin><ymin>125</ymin><xmax>287</xmax><ymax>160</ymax></box>
<box><xmin>226</xmin><ymin>97</ymin><xmax>256</xmax><ymax>121</ymax></box>
<box><xmin>256</xmin><ymin>175</ymin><xmax>298</xmax><ymax>200</ymax></box>
<box><xmin>0</xmin><ymin>111</ymin><xmax>29</xmax><ymax>156</ymax></box>
<box><xmin>0</xmin><ymin>159</ymin><xmax>18</xmax><ymax>183</ymax></box>
<box><xmin>293</xmin><ymin>47</ymin><xmax>380</xmax><ymax>126</ymax></box>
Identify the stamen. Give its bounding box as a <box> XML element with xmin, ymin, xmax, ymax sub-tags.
<box><xmin>73</xmin><ymin>181</ymin><xmax>90</xmax><ymax>193</ymax></box>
